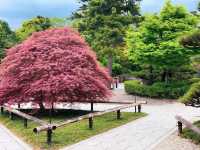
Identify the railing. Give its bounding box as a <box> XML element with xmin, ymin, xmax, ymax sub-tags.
<box><xmin>175</xmin><ymin>115</ymin><xmax>200</xmax><ymax>135</ymax></box>
<box><xmin>0</xmin><ymin>101</ymin><xmax>146</xmax><ymax>145</ymax></box>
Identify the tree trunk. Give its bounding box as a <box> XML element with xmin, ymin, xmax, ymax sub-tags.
<box><xmin>165</xmin><ymin>72</ymin><xmax>169</xmax><ymax>83</ymax></box>
<box><xmin>39</xmin><ymin>102</ymin><xmax>45</xmax><ymax>112</ymax></box>
<box><xmin>161</xmin><ymin>71</ymin><xmax>166</xmax><ymax>82</ymax></box>
<box><xmin>149</xmin><ymin>66</ymin><xmax>153</xmax><ymax>85</ymax></box>
<box><xmin>107</xmin><ymin>54</ymin><xmax>113</xmax><ymax>76</ymax></box>
<box><xmin>161</xmin><ymin>70</ymin><xmax>170</xmax><ymax>83</ymax></box>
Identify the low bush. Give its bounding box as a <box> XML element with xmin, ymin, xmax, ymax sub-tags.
<box><xmin>124</xmin><ymin>80</ymin><xmax>190</xmax><ymax>99</ymax></box>
<box><xmin>179</xmin><ymin>81</ymin><xmax>200</xmax><ymax>104</ymax></box>
<box><xmin>182</xmin><ymin>120</ymin><xmax>200</xmax><ymax>144</ymax></box>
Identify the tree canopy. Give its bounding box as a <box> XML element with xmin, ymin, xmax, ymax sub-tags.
<box><xmin>0</xmin><ymin>20</ymin><xmax>17</xmax><ymax>60</ymax></box>
<box><xmin>16</xmin><ymin>16</ymin><xmax>52</xmax><ymax>41</ymax></box>
<box><xmin>73</xmin><ymin>0</ymin><xmax>142</xmax><ymax>75</ymax></box>
<box><xmin>0</xmin><ymin>28</ymin><xmax>111</xmax><ymax>108</ymax></box>
<box><xmin>126</xmin><ymin>1</ymin><xmax>198</xmax><ymax>83</ymax></box>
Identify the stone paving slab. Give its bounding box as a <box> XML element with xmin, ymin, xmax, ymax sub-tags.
<box><xmin>0</xmin><ymin>124</ymin><xmax>32</xmax><ymax>150</ymax></box>
<box><xmin>154</xmin><ymin>131</ymin><xmax>200</xmax><ymax>150</ymax></box>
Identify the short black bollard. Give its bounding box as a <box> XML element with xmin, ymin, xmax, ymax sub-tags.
<box><xmin>138</xmin><ymin>105</ymin><xmax>141</xmax><ymax>113</ymax></box>
<box><xmin>10</xmin><ymin>112</ymin><xmax>14</xmax><ymax>120</ymax></box>
<box><xmin>117</xmin><ymin>110</ymin><xmax>121</xmax><ymax>119</ymax></box>
<box><xmin>24</xmin><ymin>118</ymin><xmax>28</xmax><ymax>128</ymax></box>
<box><xmin>47</xmin><ymin>129</ymin><xmax>52</xmax><ymax>145</ymax></box>
<box><xmin>0</xmin><ymin>106</ymin><xmax>3</xmax><ymax>114</ymax></box>
<box><xmin>18</xmin><ymin>103</ymin><xmax>20</xmax><ymax>109</ymax></box>
<box><xmin>89</xmin><ymin>117</ymin><xmax>93</xmax><ymax>129</ymax></box>
<box><xmin>178</xmin><ymin>121</ymin><xmax>183</xmax><ymax>135</ymax></box>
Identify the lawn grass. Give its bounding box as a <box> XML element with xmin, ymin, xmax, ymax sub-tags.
<box><xmin>0</xmin><ymin>109</ymin><xmax>147</xmax><ymax>150</ymax></box>
<box><xmin>182</xmin><ymin>120</ymin><xmax>200</xmax><ymax>145</ymax></box>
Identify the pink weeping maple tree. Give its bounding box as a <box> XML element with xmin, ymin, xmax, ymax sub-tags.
<box><xmin>0</xmin><ymin>28</ymin><xmax>111</xmax><ymax>109</ymax></box>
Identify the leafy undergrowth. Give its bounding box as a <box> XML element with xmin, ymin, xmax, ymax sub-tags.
<box><xmin>182</xmin><ymin>120</ymin><xmax>200</xmax><ymax>145</ymax></box>
<box><xmin>0</xmin><ymin>109</ymin><xmax>147</xmax><ymax>150</ymax></box>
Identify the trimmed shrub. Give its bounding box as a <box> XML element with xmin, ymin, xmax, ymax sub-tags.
<box><xmin>179</xmin><ymin>81</ymin><xmax>200</xmax><ymax>104</ymax></box>
<box><xmin>124</xmin><ymin>80</ymin><xmax>190</xmax><ymax>99</ymax></box>
<box><xmin>182</xmin><ymin>120</ymin><xmax>200</xmax><ymax>144</ymax></box>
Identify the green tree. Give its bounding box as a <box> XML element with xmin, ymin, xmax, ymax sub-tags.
<box><xmin>0</xmin><ymin>20</ymin><xmax>17</xmax><ymax>59</ymax></box>
<box><xmin>50</xmin><ymin>17</ymin><xmax>72</xmax><ymax>27</ymax></box>
<box><xmin>16</xmin><ymin>16</ymin><xmax>52</xmax><ymax>41</ymax></box>
<box><xmin>73</xmin><ymin>0</ymin><xmax>142</xmax><ymax>75</ymax></box>
<box><xmin>126</xmin><ymin>1</ymin><xmax>198</xmax><ymax>83</ymax></box>
<box><xmin>178</xmin><ymin>1</ymin><xmax>200</xmax><ymax>106</ymax></box>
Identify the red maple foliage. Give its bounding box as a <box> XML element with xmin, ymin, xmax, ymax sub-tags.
<box><xmin>0</xmin><ymin>28</ymin><xmax>111</xmax><ymax>107</ymax></box>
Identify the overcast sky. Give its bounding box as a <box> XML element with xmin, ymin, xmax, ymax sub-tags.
<box><xmin>0</xmin><ymin>0</ymin><xmax>199</xmax><ymax>29</ymax></box>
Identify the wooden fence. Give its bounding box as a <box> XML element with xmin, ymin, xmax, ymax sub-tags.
<box><xmin>175</xmin><ymin>115</ymin><xmax>200</xmax><ymax>135</ymax></box>
<box><xmin>0</xmin><ymin>101</ymin><xmax>146</xmax><ymax>145</ymax></box>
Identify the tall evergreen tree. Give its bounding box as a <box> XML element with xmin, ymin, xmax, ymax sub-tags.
<box><xmin>0</xmin><ymin>20</ymin><xmax>17</xmax><ymax>60</ymax></box>
<box><xmin>73</xmin><ymin>0</ymin><xmax>142</xmax><ymax>75</ymax></box>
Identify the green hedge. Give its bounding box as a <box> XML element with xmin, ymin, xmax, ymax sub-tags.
<box><xmin>179</xmin><ymin>81</ymin><xmax>200</xmax><ymax>104</ymax></box>
<box><xmin>124</xmin><ymin>80</ymin><xmax>190</xmax><ymax>99</ymax></box>
<box><xmin>182</xmin><ymin>120</ymin><xmax>200</xmax><ymax>144</ymax></box>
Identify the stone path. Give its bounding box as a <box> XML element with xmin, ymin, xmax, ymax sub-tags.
<box><xmin>0</xmin><ymin>124</ymin><xmax>31</xmax><ymax>150</ymax></box>
<box><xmin>62</xmin><ymin>85</ymin><xmax>200</xmax><ymax>150</ymax></box>
<box><xmin>154</xmin><ymin>132</ymin><xmax>200</xmax><ymax>150</ymax></box>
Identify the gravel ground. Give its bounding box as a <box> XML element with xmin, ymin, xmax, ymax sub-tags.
<box><xmin>154</xmin><ymin>131</ymin><xmax>200</xmax><ymax>150</ymax></box>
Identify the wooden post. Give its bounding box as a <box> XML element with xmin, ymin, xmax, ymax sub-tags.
<box><xmin>89</xmin><ymin>117</ymin><xmax>93</xmax><ymax>129</ymax></box>
<box><xmin>138</xmin><ymin>105</ymin><xmax>141</xmax><ymax>113</ymax></box>
<box><xmin>0</xmin><ymin>106</ymin><xmax>3</xmax><ymax>114</ymax></box>
<box><xmin>24</xmin><ymin>118</ymin><xmax>28</xmax><ymax>128</ymax></box>
<box><xmin>117</xmin><ymin>110</ymin><xmax>121</xmax><ymax>119</ymax></box>
<box><xmin>134</xmin><ymin>96</ymin><xmax>137</xmax><ymax>113</ymax></box>
<box><xmin>10</xmin><ymin>112</ymin><xmax>14</xmax><ymax>120</ymax></box>
<box><xmin>178</xmin><ymin>121</ymin><xmax>183</xmax><ymax>135</ymax></box>
<box><xmin>115</xmin><ymin>77</ymin><xmax>118</xmax><ymax>89</ymax></box>
<box><xmin>134</xmin><ymin>106</ymin><xmax>137</xmax><ymax>113</ymax></box>
<box><xmin>47</xmin><ymin>129</ymin><xmax>52</xmax><ymax>145</ymax></box>
<box><xmin>91</xmin><ymin>102</ymin><xmax>94</xmax><ymax>112</ymax></box>
<box><xmin>49</xmin><ymin>108</ymin><xmax>52</xmax><ymax>124</ymax></box>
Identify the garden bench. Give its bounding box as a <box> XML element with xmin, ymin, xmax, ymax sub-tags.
<box><xmin>175</xmin><ymin>115</ymin><xmax>200</xmax><ymax>135</ymax></box>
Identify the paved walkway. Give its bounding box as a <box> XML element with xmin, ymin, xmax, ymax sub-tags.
<box><xmin>154</xmin><ymin>131</ymin><xmax>200</xmax><ymax>150</ymax></box>
<box><xmin>62</xmin><ymin>85</ymin><xmax>200</xmax><ymax>150</ymax></box>
<box><xmin>0</xmin><ymin>124</ymin><xmax>31</xmax><ymax>150</ymax></box>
